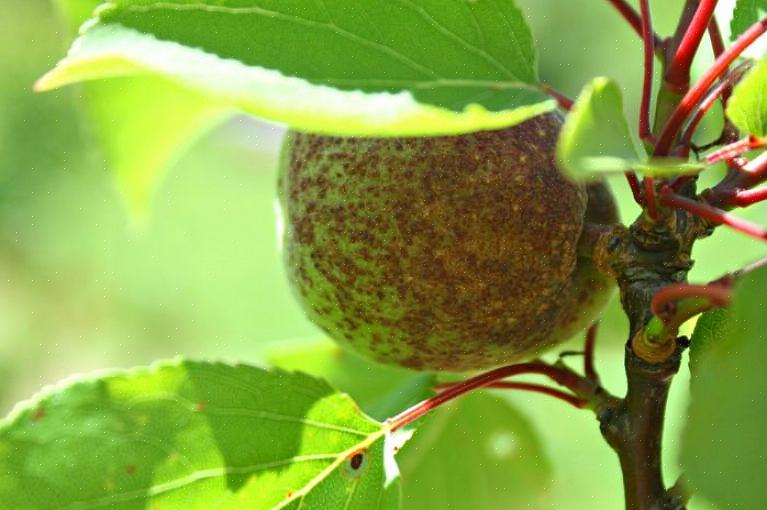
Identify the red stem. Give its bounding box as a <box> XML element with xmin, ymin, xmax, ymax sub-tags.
<box><xmin>651</xmin><ymin>283</ymin><xmax>731</xmax><ymax>319</ymax></box>
<box><xmin>540</xmin><ymin>83</ymin><xmax>574</xmax><ymax>111</ymax></box>
<box><xmin>388</xmin><ymin>362</ymin><xmax>588</xmax><ymax>431</ymax></box>
<box><xmin>434</xmin><ymin>381</ymin><xmax>587</xmax><ymax>409</ymax></box>
<box><xmin>704</xmin><ymin>135</ymin><xmax>766</xmax><ymax>166</ymax></box>
<box><xmin>733</xmin><ymin>187</ymin><xmax>767</xmax><ymax>206</ymax></box>
<box><xmin>645</xmin><ymin>177</ymin><xmax>658</xmax><ymax>220</ymax></box>
<box><xmin>605</xmin><ymin>0</ymin><xmax>663</xmax><ymax>48</ymax></box>
<box><xmin>741</xmin><ymin>150</ymin><xmax>767</xmax><ymax>184</ymax></box>
<box><xmin>656</xmin><ymin>16</ymin><xmax>767</xmax><ymax>156</ymax></box>
<box><xmin>626</xmin><ymin>172</ymin><xmax>645</xmax><ymax>205</ymax></box>
<box><xmin>659</xmin><ymin>187</ymin><xmax>767</xmax><ymax>241</ymax></box>
<box><xmin>709</xmin><ymin>17</ymin><xmax>726</xmax><ymax>58</ymax></box>
<box><xmin>639</xmin><ymin>0</ymin><xmax>655</xmax><ymax>143</ymax></box>
<box><xmin>680</xmin><ymin>63</ymin><xmax>753</xmax><ymax>150</ymax></box>
<box><xmin>584</xmin><ymin>322</ymin><xmax>599</xmax><ymax>383</ymax></box>
<box><xmin>666</xmin><ymin>0</ymin><xmax>719</xmax><ymax>90</ymax></box>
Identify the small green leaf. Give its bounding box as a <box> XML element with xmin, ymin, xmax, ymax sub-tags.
<box><xmin>557</xmin><ymin>78</ymin><xmax>643</xmax><ymax>180</ymax></box>
<box><xmin>731</xmin><ymin>0</ymin><xmax>767</xmax><ymax>40</ymax></box>
<box><xmin>38</xmin><ymin>0</ymin><xmax>556</xmax><ymax>136</ymax></box>
<box><xmin>0</xmin><ymin>359</ymin><xmax>403</xmax><ymax>509</ymax></box>
<box><xmin>682</xmin><ymin>266</ymin><xmax>767</xmax><ymax>509</ymax></box>
<box><xmin>53</xmin><ymin>0</ymin><xmax>229</xmax><ymax>220</ymax></box>
<box><xmin>727</xmin><ymin>59</ymin><xmax>767</xmax><ymax>136</ymax></box>
<box><xmin>557</xmin><ymin>78</ymin><xmax>702</xmax><ymax>180</ymax></box>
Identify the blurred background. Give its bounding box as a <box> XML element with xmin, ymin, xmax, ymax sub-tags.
<box><xmin>1</xmin><ymin>0</ymin><xmax>765</xmax><ymax>508</ymax></box>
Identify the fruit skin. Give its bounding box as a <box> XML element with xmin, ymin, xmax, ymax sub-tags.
<box><xmin>279</xmin><ymin>113</ymin><xmax>617</xmax><ymax>372</ymax></box>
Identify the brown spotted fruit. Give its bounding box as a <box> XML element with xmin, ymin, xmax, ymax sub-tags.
<box><xmin>278</xmin><ymin>113</ymin><xmax>618</xmax><ymax>372</ymax></box>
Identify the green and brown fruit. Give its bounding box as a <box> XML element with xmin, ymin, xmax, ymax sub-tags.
<box><xmin>278</xmin><ymin>113</ymin><xmax>618</xmax><ymax>372</ymax></box>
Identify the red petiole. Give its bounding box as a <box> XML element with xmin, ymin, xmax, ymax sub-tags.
<box><xmin>660</xmin><ymin>186</ymin><xmax>767</xmax><ymax>241</ymax></box>
<box><xmin>639</xmin><ymin>0</ymin><xmax>655</xmax><ymax>143</ymax></box>
<box><xmin>651</xmin><ymin>283</ymin><xmax>731</xmax><ymax>320</ymax></box>
<box><xmin>388</xmin><ymin>361</ymin><xmax>591</xmax><ymax>431</ymax></box>
<box><xmin>655</xmin><ymin>16</ymin><xmax>767</xmax><ymax>156</ymax></box>
<box><xmin>731</xmin><ymin>187</ymin><xmax>767</xmax><ymax>206</ymax></box>
<box><xmin>704</xmin><ymin>135</ymin><xmax>766</xmax><ymax>166</ymax></box>
<box><xmin>680</xmin><ymin>62</ymin><xmax>753</xmax><ymax>151</ymax></box>
<box><xmin>666</xmin><ymin>0</ymin><xmax>719</xmax><ymax>91</ymax></box>
<box><xmin>433</xmin><ymin>380</ymin><xmax>587</xmax><ymax>409</ymax></box>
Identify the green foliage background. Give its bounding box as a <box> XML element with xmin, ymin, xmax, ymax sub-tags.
<box><xmin>1</xmin><ymin>1</ymin><xmax>766</xmax><ymax>508</ymax></box>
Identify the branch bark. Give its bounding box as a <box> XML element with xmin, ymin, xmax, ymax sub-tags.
<box><xmin>593</xmin><ymin>197</ymin><xmax>710</xmax><ymax>510</ymax></box>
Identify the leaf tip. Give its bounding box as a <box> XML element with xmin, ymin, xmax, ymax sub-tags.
<box><xmin>33</xmin><ymin>72</ymin><xmax>58</xmax><ymax>93</ymax></box>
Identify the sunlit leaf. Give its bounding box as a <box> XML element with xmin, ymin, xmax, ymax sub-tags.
<box><xmin>38</xmin><ymin>0</ymin><xmax>556</xmax><ymax>136</ymax></box>
<box><xmin>0</xmin><ymin>359</ymin><xmax>403</xmax><ymax>509</ymax></box>
<box><xmin>557</xmin><ymin>78</ymin><xmax>643</xmax><ymax>180</ymax></box>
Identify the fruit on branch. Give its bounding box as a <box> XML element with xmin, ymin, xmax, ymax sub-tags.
<box><xmin>278</xmin><ymin>113</ymin><xmax>618</xmax><ymax>372</ymax></box>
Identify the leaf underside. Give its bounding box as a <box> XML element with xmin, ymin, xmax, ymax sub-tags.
<box><xmin>38</xmin><ymin>0</ymin><xmax>557</xmax><ymax>137</ymax></box>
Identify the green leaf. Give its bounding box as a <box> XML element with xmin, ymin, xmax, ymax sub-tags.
<box><xmin>682</xmin><ymin>266</ymin><xmax>767</xmax><ymax>510</ymax></box>
<box><xmin>557</xmin><ymin>78</ymin><xmax>643</xmax><ymax>180</ymax></box>
<box><xmin>731</xmin><ymin>0</ymin><xmax>767</xmax><ymax>40</ymax></box>
<box><xmin>53</xmin><ymin>0</ymin><xmax>229</xmax><ymax>220</ymax></box>
<box><xmin>398</xmin><ymin>392</ymin><xmax>552</xmax><ymax>509</ymax></box>
<box><xmin>37</xmin><ymin>0</ymin><xmax>556</xmax><ymax>136</ymax></box>
<box><xmin>557</xmin><ymin>77</ymin><xmax>702</xmax><ymax>180</ymax></box>
<box><xmin>270</xmin><ymin>341</ymin><xmax>552</xmax><ymax>510</ymax></box>
<box><xmin>0</xmin><ymin>359</ymin><xmax>403</xmax><ymax>509</ymax></box>
<box><xmin>727</xmin><ymin>59</ymin><xmax>767</xmax><ymax>136</ymax></box>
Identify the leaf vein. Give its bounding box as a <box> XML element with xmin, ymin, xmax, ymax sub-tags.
<box><xmin>112</xmin><ymin>1</ymin><xmax>442</xmax><ymax>79</ymax></box>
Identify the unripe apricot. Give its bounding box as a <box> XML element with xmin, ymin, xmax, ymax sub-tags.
<box><xmin>279</xmin><ymin>113</ymin><xmax>617</xmax><ymax>371</ymax></box>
